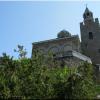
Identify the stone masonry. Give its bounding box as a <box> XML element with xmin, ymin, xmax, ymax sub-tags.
<box><xmin>80</xmin><ymin>7</ymin><xmax>100</xmax><ymax>64</ymax></box>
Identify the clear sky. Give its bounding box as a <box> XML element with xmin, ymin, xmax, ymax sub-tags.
<box><xmin>0</xmin><ymin>1</ymin><xmax>100</xmax><ymax>58</ymax></box>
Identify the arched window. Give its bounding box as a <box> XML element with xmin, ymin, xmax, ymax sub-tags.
<box><xmin>48</xmin><ymin>46</ymin><xmax>59</xmax><ymax>54</ymax></box>
<box><xmin>89</xmin><ymin>32</ymin><xmax>93</xmax><ymax>39</ymax></box>
<box><xmin>87</xmin><ymin>12</ymin><xmax>90</xmax><ymax>16</ymax></box>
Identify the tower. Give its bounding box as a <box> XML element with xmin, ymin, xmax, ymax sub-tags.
<box><xmin>80</xmin><ymin>7</ymin><xmax>100</xmax><ymax>64</ymax></box>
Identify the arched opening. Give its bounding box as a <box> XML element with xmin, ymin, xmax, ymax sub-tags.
<box><xmin>89</xmin><ymin>32</ymin><xmax>93</xmax><ymax>39</ymax></box>
<box><xmin>48</xmin><ymin>46</ymin><xmax>59</xmax><ymax>55</ymax></box>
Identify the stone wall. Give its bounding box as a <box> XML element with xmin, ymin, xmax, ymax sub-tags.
<box><xmin>32</xmin><ymin>35</ymin><xmax>80</xmax><ymax>57</ymax></box>
<box><xmin>80</xmin><ymin>18</ymin><xmax>100</xmax><ymax>64</ymax></box>
<box><xmin>94</xmin><ymin>64</ymin><xmax>100</xmax><ymax>83</ymax></box>
<box><xmin>55</xmin><ymin>56</ymin><xmax>85</xmax><ymax>68</ymax></box>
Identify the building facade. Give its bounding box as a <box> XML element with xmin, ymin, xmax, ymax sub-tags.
<box><xmin>32</xmin><ymin>30</ymin><xmax>80</xmax><ymax>56</ymax></box>
<box><xmin>32</xmin><ymin>30</ymin><xmax>92</xmax><ymax>67</ymax></box>
<box><xmin>32</xmin><ymin>7</ymin><xmax>100</xmax><ymax>67</ymax></box>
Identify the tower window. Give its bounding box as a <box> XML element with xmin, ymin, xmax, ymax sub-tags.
<box><xmin>87</xmin><ymin>13</ymin><xmax>90</xmax><ymax>16</ymax></box>
<box><xmin>89</xmin><ymin>32</ymin><xmax>93</xmax><ymax>39</ymax></box>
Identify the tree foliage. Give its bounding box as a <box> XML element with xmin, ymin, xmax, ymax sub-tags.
<box><xmin>0</xmin><ymin>47</ymin><xmax>96</xmax><ymax>99</ymax></box>
<box><xmin>14</xmin><ymin>45</ymin><xmax>27</xmax><ymax>59</ymax></box>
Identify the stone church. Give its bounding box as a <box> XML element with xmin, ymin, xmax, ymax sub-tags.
<box><xmin>32</xmin><ymin>7</ymin><xmax>100</xmax><ymax>79</ymax></box>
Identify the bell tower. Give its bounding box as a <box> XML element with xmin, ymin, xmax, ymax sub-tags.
<box><xmin>80</xmin><ymin>7</ymin><xmax>100</xmax><ymax>64</ymax></box>
<box><xmin>83</xmin><ymin>7</ymin><xmax>94</xmax><ymax>24</ymax></box>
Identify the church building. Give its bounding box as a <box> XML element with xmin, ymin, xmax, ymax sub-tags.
<box><xmin>32</xmin><ymin>7</ymin><xmax>100</xmax><ymax>82</ymax></box>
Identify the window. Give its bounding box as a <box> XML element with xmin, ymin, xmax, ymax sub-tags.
<box><xmin>89</xmin><ymin>32</ymin><xmax>93</xmax><ymax>39</ymax></box>
<box><xmin>87</xmin><ymin>13</ymin><xmax>90</xmax><ymax>16</ymax></box>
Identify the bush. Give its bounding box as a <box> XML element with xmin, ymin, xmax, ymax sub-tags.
<box><xmin>0</xmin><ymin>51</ymin><xmax>96</xmax><ymax>99</ymax></box>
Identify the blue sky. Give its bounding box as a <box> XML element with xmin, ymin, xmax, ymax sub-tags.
<box><xmin>0</xmin><ymin>1</ymin><xmax>100</xmax><ymax>58</ymax></box>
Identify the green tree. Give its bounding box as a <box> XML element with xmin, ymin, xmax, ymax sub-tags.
<box><xmin>0</xmin><ymin>53</ymin><xmax>17</xmax><ymax>99</ymax></box>
<box><xmin>0</xmin><ymin>50</ymin><xmax>97</xmax><ymax>99</ymax></box>
<box><xmin>64</xmin><ymin>62</ymin><xmax>96</xmax><ymax>99</ymax></box>
<box><xmin>14</xmin><ymin>45</ymin><xmax>27</xmax><ymax>59</ymax></box>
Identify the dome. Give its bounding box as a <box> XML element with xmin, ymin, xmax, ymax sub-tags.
<box><xmin>57</xmin><ymin>30</ymin><xmax>71</xmax><ymax>38</ymax></box>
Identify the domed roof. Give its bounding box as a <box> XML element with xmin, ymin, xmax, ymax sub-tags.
<box><xmin>57</xmin><ymin>30</ymin><xmax>71</xmax><ymax>38</ymax></box>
